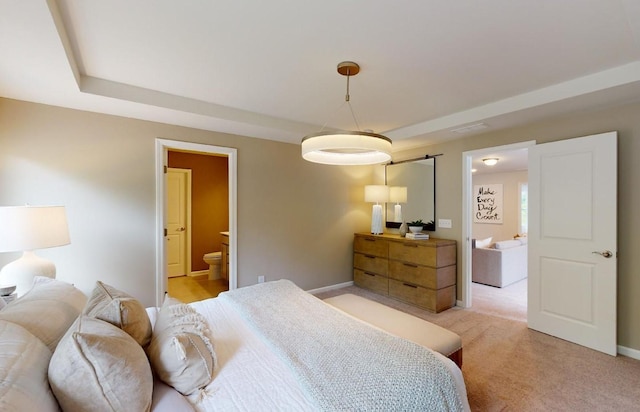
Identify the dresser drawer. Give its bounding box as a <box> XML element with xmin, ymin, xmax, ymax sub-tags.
<box><xmin>388</xmin><ymin>241</ymin><xmax>456</xmax><ymax>267</ymax></box>
<box><xmin>388</xmin><ymin>261</ymin><xmax>456</xmax><ymax>289</ymax></box>
<box><xmin>389</xmin><ymin>279</ymin><xmax>456</xmax><ymax>313</ymax></box>
<box><xmin>354</xmin><ymin>236</ymin><xmax>388</xmax><ymax>258</ymax></box>
<box><xmin>354</xmin><ymin>253</ymin><xmax>388</xmax><ymax>276</ymax></box>
<box><xmin>354</xmin><ymin>269</ymin><xmax>389</xmax><ymax>295</ymax></box>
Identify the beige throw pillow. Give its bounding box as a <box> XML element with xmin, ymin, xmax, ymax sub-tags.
<box><xmin>147</xmin><ymin>295</ymin><xmax>216</xmax><ymax>396</ymax></box>
<box><xmin>83</xmin><ymin>281</ymin><xmax>152</xmax><ymax>347</ymax></box>
<box><xmin>0</xmin><ymin>277</ymin><xmax>86</xmax><ymax>352</ymax></box>
<box><xmin>49</xmin><ymin>316</ymin><xmax>153</xmax><ymax>412</ymax></box>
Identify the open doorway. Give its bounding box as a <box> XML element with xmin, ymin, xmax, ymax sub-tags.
<box><xmin>460</xmin><ymin>141</ymin><xmax>534</xmax><ymax>319</ymax></box>
<box><xmin>155</xmin><ymin>139</ymin><xmax>237</xmax><ymax>306</ymax></box>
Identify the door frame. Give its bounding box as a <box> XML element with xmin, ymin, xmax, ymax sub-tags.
<box><xmin>155</xmin><ymin>138</ymin><xmax>238</xmax><ymax>306</ymax></box>
<box><xmin>460</xmin><ymin>140</ymin><xmax>535</xmax><ymax>308</ymax></box>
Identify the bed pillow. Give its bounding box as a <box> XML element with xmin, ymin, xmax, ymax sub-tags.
<box><xmin>83</xmin><ymin>281</ymin><xmax>152</xmax><ymax>347</ymax></box>
<box><xmin>146</xmin><ymin>295</ymin><xmax>216</xmax><ymax>396</ymax></box>
<box><xmin>475</xmin><ymin>237</ymin><xmax>493</xmax><ymax>248</ymax></box>
<box><xmin>0</xmin><ymin>320</ymin><xmax>60</xmax><ymax>411</ymax></box>
<box><xmin>0</xmin><ymin>277</ymin><xmax>87</xmax><ymax>352</ymax></box>
<box><xmin>48</xmin><ymin>316</ymin><xmax>153</xmax><ymax>412</ymax></box>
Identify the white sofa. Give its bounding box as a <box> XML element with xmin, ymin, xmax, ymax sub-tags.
<box><xmin>472</xmin><ymin>238</ymin><xmax>528</xmax><ymax>288</ymax></box>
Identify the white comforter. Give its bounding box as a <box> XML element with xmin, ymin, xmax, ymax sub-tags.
<box><xmin>151</xmin><ymin>289</ymin><xmax>470</xmax><ymax>411</ymax></box>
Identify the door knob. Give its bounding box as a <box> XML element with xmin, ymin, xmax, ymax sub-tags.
<box><xmin>177</xmin><ymin>227</ymin><xmax>185</xmax><ymax>232</ymax></box>
<box><xmin>592</xmin><ymin>250</ymin><xmax>613</xmax><ymax>258</ymax></box>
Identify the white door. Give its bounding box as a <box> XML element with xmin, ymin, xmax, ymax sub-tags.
<box><xmin>167</xmin><ymin>168</ymin><xmax>189</xmax><ymax>278</ymax></box>
<box><xmin>528</xmin><ymin>132</ymin><xmax>617</xmax><ymax>355</ymax></box>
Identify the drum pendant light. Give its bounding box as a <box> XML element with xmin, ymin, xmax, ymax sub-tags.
<box><xmin>301</xmin><ymin>61</ymin><xmax>392</xmax><ymax>165</ymax></box>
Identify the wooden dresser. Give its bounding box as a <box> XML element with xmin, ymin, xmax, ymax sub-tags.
<box><xmin>353</xmin><ymin>233</ymin><xmax>457</xmax><ymax>313</ymax></box>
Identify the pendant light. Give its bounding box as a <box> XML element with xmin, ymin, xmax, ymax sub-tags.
<box><xmin>301</xmin><ymin>61</ymin><xmax>392</xmax><ymax>165</ymax></box>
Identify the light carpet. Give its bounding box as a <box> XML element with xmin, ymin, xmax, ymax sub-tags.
<box><xmin>314</xmin><ymin>285</ymin><xmax>640</xmax><ymax>411</ymax></box>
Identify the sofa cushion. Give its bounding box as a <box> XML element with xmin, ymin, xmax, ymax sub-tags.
<box><xmin>83</xmin><ymin>281</ymin><xmax>152</xmax><ymax>347</ymax></box>
<box><xmin>0</xmin><ymin>277</ymin><xmax>86</xmax><ymax>352</ymax></box>
<box><xmin>147</xmin><ymin>295</ymin><xmax>216</xmax><ymax>396</ymax></box>
<box><xmin>494</xmin><ymin>239</ymin><xmax>523</xmax><ymax>250</ymax></box>
<box><xmin>0</xmin><ymin>320</ymin><xmax>59</xmax><ymax>412</ymax></box>
<box><xmin>49</xmin><ymin>316</ymin><xmax>153</xmax><ymax>412</ymax></box>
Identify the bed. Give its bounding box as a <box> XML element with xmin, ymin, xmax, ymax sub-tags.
<box><xmin>0</xmin><ymin>277</ymin><xmax>469</xmax><ymax>411</ymax></box>
<box><xmin>151</xmin><ymin>280</ymin><xmax>471</xmax><ymax>411</ymax></box>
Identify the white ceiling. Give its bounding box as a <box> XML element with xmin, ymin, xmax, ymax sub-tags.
<box><xmin>2</xmin><ymin>1</ymin><xmax>640</xmax><ymax>152</ymax></box>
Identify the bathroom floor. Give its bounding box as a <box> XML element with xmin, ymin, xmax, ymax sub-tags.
<box><xmin>167</xmin><ymin>275</ymin><xmax>228</xmax><ymax>303</ymax></box>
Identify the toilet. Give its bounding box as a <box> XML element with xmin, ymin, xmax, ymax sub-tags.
<box><xmin>203</xmin><ymin>251</ymin><xmax>222</xmax><ymax>280</ymax></box>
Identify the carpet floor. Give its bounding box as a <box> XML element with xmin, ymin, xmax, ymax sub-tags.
<box><xmin>314</xmin><ymin>285</ymin><xmax>640</xmax><ymax>411</ymax></box>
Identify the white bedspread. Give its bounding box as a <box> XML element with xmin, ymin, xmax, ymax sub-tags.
<box><xmin>166</xmin><ymin>285</ymin><xmax>471</xmax><ymax>411</ymax></box>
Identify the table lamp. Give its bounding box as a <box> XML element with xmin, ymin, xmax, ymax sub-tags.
<box><xmin>389</xmin><ymin>186</ymin><xmax>407</xmax><ymax>223</ymax></box>
<box><xmin>0</xmin><ymin>205</ymin><xmax>70</xmax><ymax>297</ymax></box>
<box><xmin>364</xmin><ymin>185</ymin><xmax>389</xmax><ymax>235</ymax></box>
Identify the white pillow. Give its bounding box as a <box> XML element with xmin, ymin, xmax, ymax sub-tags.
<box><xmin>49</xmin><ymin>316</ymin><xmax>153</xmax><ymax>411</ymax></box>
<box><xmin>147</xmin><ymin>296</ymin><xmax>216</xmax><ymax>396</ymax></box>
<box><xmin>494</xmin><ymin>239</ymin><xmax>523</xmax><ymax>249</ymax></box>
<box><xmin>475</xmin><ymin>237</ymin><xmax>493</xmax><ymax>248</ymax></box>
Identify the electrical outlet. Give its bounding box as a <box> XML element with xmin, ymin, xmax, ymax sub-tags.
<box><xmin>438</xmin><ymin>219</ymin><xmax>452</xmax><ymax>229</ymax></box>
<box><xmin>258</xmin><ymin>275</ymin><xmax>265</xmax><ymax>283</ymax></box>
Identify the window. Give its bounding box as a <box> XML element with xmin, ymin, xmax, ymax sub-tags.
<box><xmin>519</xmin><ymin>182</ymin><xmax>528</xmax><ymax>235</ymax></box>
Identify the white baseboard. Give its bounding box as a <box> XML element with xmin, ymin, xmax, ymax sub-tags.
<box><xmin>189</xmin><ymin>270</ymin><xmax>208</xmax><ymax>277</ymax></box>
<box><xmin>306</xmin><ymin>281</ymin><xmax>354</xmax><ymax>295</ymax></box>
<box><xmin>618</xmin><ymin>345</ymin><xmax>640</xmax><ymax>360</ymax></box>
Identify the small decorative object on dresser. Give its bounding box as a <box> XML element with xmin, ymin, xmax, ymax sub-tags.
<box><xmin>353</xmin><ymin>233</ymin><xmax>457</xmax><ymax>312</ymax></box>
<box><xmin>398</xmin><ymin>221</ymin><xmax>408</xmax><ymax>237</ymax></box>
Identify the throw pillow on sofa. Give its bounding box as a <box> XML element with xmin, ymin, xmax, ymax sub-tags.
<box><xmin>83</xmin><ymin>280</ymin><xmax>152</xmax><ymax>347</ymax></box>
<box><xmin>147</xmin><ymin>295</ymin><xmax>216</xmax><ymax>396</ymax></box>
<box><xmin>48</xmin><ymin>316</ymin><xmax>153</xmax><ymax>412</ymax></box>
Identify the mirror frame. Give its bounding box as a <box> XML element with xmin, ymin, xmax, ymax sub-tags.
<box><xmin>385</xmin><ymin>155</ymin><xmax>436</xmax><ymax>231</ymax></box>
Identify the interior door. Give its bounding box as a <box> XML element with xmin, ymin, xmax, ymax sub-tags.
<box><xmin>167</xmin><ymin>168</ymin><xmax>189</xmax><ymax>278</ymax></box>
<box><xmin>528</xmin><ymin>132</ymin><xmax>617</xmax><ymax>355</ymax></box>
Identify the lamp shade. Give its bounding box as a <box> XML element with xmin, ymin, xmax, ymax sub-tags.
<box><xmin>302</xmin><ymin>131</ymin><xmax>392</xmax><ymax>165</ymax></box>
<box><xmin>0</xmin><ymin>206</ymin><xmax>70</xmax><ymax>252</ymax></box>
<box><xmin>364</xmin><ymin>185</ymin><xmax>389</xmax><ymax>203</ymax></box>
<box><xmin>389</xmin><ymin>186</ymin><xmax>407</xmax><ymax>203</ymax></box>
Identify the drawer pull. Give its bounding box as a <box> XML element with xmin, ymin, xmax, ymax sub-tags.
<box><xmin>364</xmin><ymin>238</ymin><xmax>376</xmax><ymax>242</ymax></box>
<box><xmin>403</xmin><ymin>263</ymin><xmax>418</xmax><ymax>268</ymax></box>
<box><xmin>364</xmin><ymin>255</ymin><xmax>376</xmax><ymax>259</ymax></box>
<box><xmin>364</xmin><ymin>272</ymin><xmax>376</xmax><ymax>277</ymax></box>
<box><xmin>403</xmin><ymin>243</ymin><xmax>418</xmax><ymax>248</ymax></box>
<box><xmin>403</xmin><ymin>283</ymin><xmax>418</xmax><ymax>288</ymax></box>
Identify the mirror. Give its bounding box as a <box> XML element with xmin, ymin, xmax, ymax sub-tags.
<box><xmin>385</xmin><ymin>157</ymin><xmax>436</xmax><ymax>231</ymax></box>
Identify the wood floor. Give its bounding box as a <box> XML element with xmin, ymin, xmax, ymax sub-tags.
<box><xmin>167</xmin><ymin>275</ymin><xmax>228</xmax><ymax>303</ymax></box>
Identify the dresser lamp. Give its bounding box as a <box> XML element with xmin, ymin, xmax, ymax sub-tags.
<box><xmin>389</xmin><ymin>186</ymin><xmax>407</xmax><ymax>223</ymax></box>
<box><xmin>364</xmin><ymin>185</ymin><xmax>389</xmax><ymax>235</ymax></box>
<box><xmin>0</xmin><ymin>205</ymin><xmax>70</xmax><ymax>297</ymax></box>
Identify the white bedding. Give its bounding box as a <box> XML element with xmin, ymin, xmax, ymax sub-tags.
<box><xmin>149</xmin><ymin>292</ymin><xmax>470</xmax><ymax>411</ymax></box>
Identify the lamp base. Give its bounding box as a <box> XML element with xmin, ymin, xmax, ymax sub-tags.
<box><xmin>371</xmin><ymin>204</ymin><xmax>384</xmax><ymax>235</ymax></box>
<box><xmin>0</xmin><ymin>251</ymin><xmax>56</xmax><ymax>297</ymax></box>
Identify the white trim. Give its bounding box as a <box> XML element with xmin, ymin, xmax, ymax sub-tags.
<box><xmin>461</xmin><ymin>141</ymin><xmax>535</xmax><ymax>309</ymax></box>
<box><xmin>155</xmin><ymin>138</ymin><xmax>238</xmax><ymax>307</ymax></box>
<box><xmin>189</xmin><ymin>270</ymin><xmax>208</xmax><ymax>277</ymax></box>
<box><xmin>617</xmin><ymin>345</ymin><xmax>640</xmax><ymax>360</ymax></box>
<box><xmin>306</xmin><ymin>281</ymin><xmax>354</xmax><ymax>295</ymax></box>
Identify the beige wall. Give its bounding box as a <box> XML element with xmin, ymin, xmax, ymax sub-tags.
<box><xmin>0</xmin><ymin>98</ymin><xmax>374</xmax><ymax>307</ymax></box>
<box><xmin>472</xmin><ymin>170</ymin><xmax>528</xmax><ymax>242</ymax></box>
<box><xmin>394</xmin><ymin>101</ymin><xmax>640</xmax><ymax>352</ymax></box>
